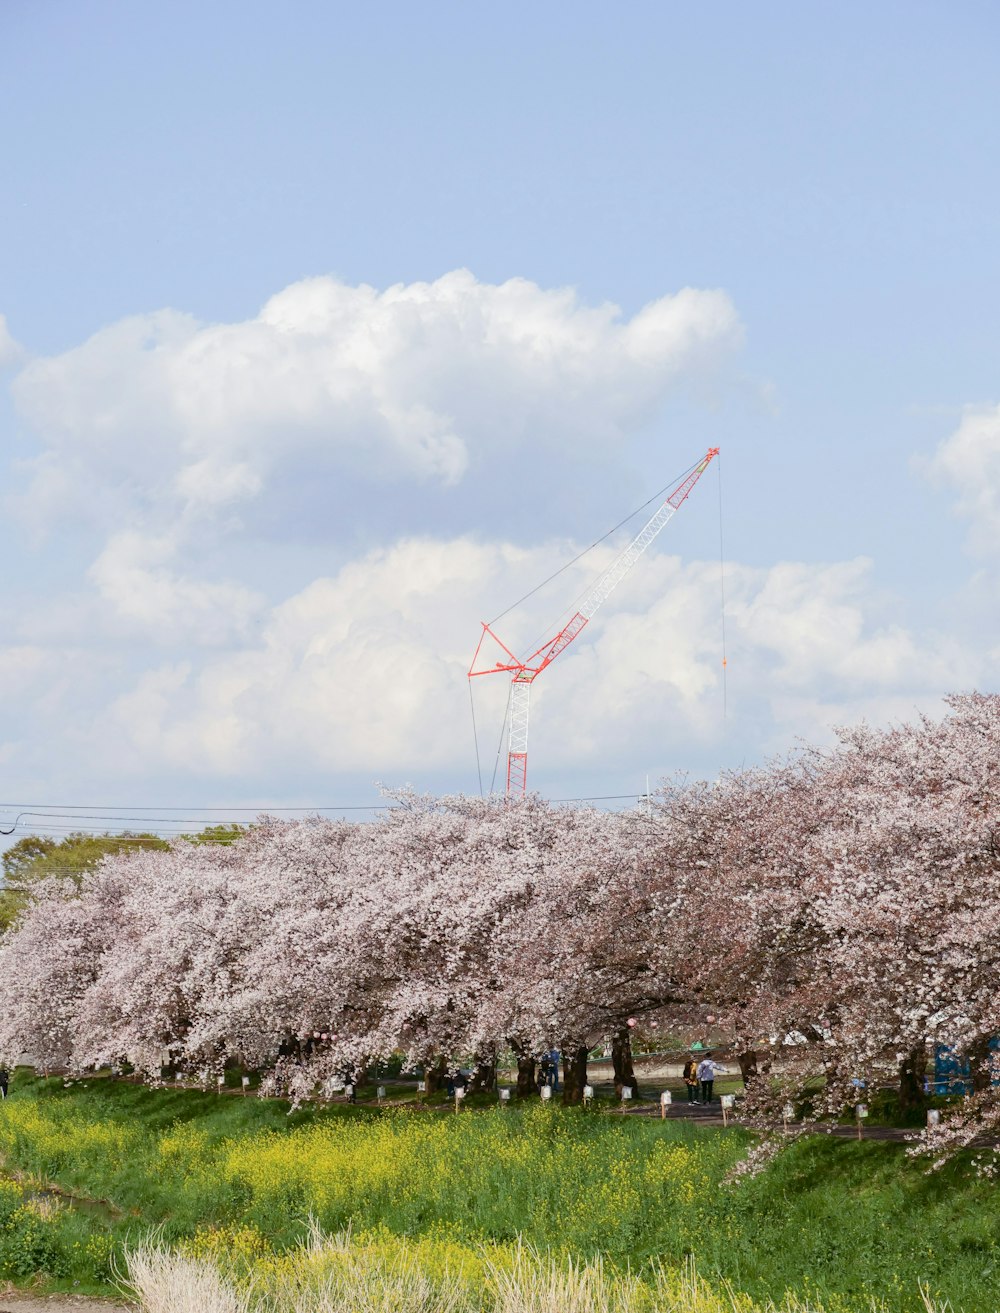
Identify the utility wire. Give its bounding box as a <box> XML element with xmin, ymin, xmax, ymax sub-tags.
<box><xmin>0</xmin><ymin>809</ymin><xmax>389</xmax><ymax>825</ymax></box>
<box><xmin>0</xmin><ymin>793</ymin><xmax>659</xmax><ymax>864</ymax></box>
<box><xmin>0</xmin><ymin>802</ymin><xmax>389</xmax><ymax>812</ymax></box>
<box><xmin>0</xmin><ymin>787</ymin><xmax>643</xmax><ymax>819</ymax></box>
<box><xmin>1</xmin><ymin>826</ymin><xmax>254</xmax><ymax>839</ymax></box>
<box><xmin>4</xmin><ymin>811</ymin><xmax>279</xmax><ymax>826</ymax></box>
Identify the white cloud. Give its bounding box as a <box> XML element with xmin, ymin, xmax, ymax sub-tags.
<box><xmin>2</xmin><ymin>275</ymin><xmax>985</xmax><ymax>804</ymax></box>
<box><xmin>88</xmin><ymin>531</ymin><xmax>264</xmax><ymax>646</ymax></box>
<box><xmin>99</xmin><ymin>535</ymin><xmax>974</xmax><ymax>782</ymax></box>
<box><xmin>928</xmin><ymin>403</ymin><xmax>1000</xmax><ymax>554</ymax></box>
<box><xmin>0</xmin><ymin>314</ymin><xmax>21</xmax><ymax>369</ymax></box>
<box><xmin>173</xmin><ymin>459</ymin><xmax>262</xmax><ymax>508</ymax></box>
<box><xmin>9</xmin><ymin>272</ymin><xmax>742</xmax><ymax>540</ymax></box>
<box><xmin>0</xmin><ymin>646</ymin><xmax>61</xmax><ymax>700</ymax></box>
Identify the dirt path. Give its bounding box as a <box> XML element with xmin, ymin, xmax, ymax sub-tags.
<box><xmin>0</xmin><ymin>1295</ymin><xmax>133</xmax><ymax>1313</ymax></box>
<box><xmin>621</xmin><ymin>1101</ymin><xmax>923</xmax><ymax>1139</ymax></box>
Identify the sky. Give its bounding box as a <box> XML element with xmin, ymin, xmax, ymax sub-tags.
<box><xmin>1</xmin><ymin>0</ymin><xmax>998</xmax><ymax>842</ymax></box>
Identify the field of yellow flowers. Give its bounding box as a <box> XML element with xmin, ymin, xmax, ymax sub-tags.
<box><xmin>0</xmin><ymin>1073</ymin><xmax>995</xmax><ymax>1311</ymax></box>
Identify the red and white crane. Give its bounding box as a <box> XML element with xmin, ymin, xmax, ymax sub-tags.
<box><xmin>469</xmin><ymin>447</ymin><xmax>719</xmax><ymax>794</ymax></box>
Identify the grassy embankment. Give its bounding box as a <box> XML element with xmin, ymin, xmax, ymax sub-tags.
<box><xmin>0</xmin><ymin>1072</ymin><xmax>996</xmax><ymax>1311</ymax></box>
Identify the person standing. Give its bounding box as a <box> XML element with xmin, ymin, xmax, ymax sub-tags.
<box><xmin>683</xmin><ymin>1056</ymin><xmax>699</xmax><ymax>1103</ymax></box>
<box><xmin>547</xmin><ymin>1049</ymin><xmax>560</xmax><ymax>1091</ymax></box>
<box><xmin>537</xmin><ymin>1056</ymin><xmax>550</xmax><ymax>1093</ymax></box>
<box><xmin>697</xmin><ymin>1054</ymin><xmax>726</xmax><ymax>1104</ymax></box>
<box><xmin>0</xmin><ymin>1068</ymin><xmax>7</xmax><ymax>1099</ymax></box>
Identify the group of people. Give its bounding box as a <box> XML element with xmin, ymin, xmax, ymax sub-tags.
<box><xmin>682</xmin><ymin>1054</ymin><xmax>726</xmax><ymax>1104</ymax></box>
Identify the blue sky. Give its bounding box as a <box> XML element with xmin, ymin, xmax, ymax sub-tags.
<box><xmin>1</xmin><ymin>1</ymin><xmax>998</xmax><ymax>838</ymax></box>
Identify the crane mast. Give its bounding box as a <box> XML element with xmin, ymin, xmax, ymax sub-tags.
<box><xmin>469</xmin><ymin>447</ymin><xmax>719</xmax><ymax>794</ymax></box>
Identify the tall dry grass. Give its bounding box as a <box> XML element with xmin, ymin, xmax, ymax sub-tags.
<box><xmin>123</xmin><ymin>1228</ymin><xmax>952</xmax><ymax>1313</ymax></box>
<box><xmin>125</xmin><ymin>1243</ymin><xmax>250</xmax><ymax>1313</ymax></box>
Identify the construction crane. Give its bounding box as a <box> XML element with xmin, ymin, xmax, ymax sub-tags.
<box><xmin>468</xmin><ymin>447</ymin><xmax>719</xmax><ymax>794</ymax></box>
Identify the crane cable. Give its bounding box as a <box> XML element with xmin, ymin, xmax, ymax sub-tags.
<box><xmin>718</xmin><ymin>452</ymin><xmax>728</xmax><ymax>720</ymax></box>
<box><xmin>467</xmin><ymin>661</ymin><xmax>509</xmax><ymax>793</ymax></box>
<box><xmin>468</xmin><ymin>455</ymin><xmax>708</xmax><ymax>793</ymax></box>
<box><xmin>487</xmin><ymin>458</ymin><xmax>701</xmax><ymax>628</ymax></box>
<box><xmin>468</xmin><ymin>680</ymin><xmax>484</xmax><ymax>798</ymax></box>
<box><xmin>489</xmin><ymin>684</ymin><xmax>512</xmax><ymax>796</ymax></box>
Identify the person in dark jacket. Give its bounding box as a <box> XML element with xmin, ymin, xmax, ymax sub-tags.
<box><xmin>682</xmin><ymin>1057</ymin><xmax>699</xmax><ymax>1102</ymax></box>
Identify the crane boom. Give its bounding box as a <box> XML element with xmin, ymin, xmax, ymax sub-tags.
<box><xmin>469</xmin><ymin>447</ymin><xmax>719</xmax><ymax>793</ymax></box>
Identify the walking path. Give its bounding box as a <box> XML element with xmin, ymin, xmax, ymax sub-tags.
<box><xmin>0</xmin><ymin>1294</ymin><xmax>133</xmax><ymax>1313</ymax></box>
<box><xmin>623</xmin><ymin>1100</ymin><xmax>918</xmax><ymax>1140</ymax></box>
<box><xmin>42</xmin><ymin>1071</ymin><xmax>928</xmax><ymax>1142</ymax></box>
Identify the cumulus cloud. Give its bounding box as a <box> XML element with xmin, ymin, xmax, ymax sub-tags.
<box><xmin>2</xmin><ymin>273</ymin><xmax>981</xmax><ymax>805</ymax></box>
<box><xmin>929</xmin><ymin>404</ymin><xmax>1000</xmax><ymax>553</ymax></box>
<box><xmin>0</xmin><ymin>646</ymin><xmax>63</xmax><ymax>703</ymax></box>
<box><xmin>98</xmin><ymin>535</ymin><xmax>971</xmax><ymax>783</ymax></box>
<box><xmin>88</xmin><ymin>531</ymin><xmax>264</xmax><ymax>646</ymax></box>
<box><xmin>0</xmin><ymin>314</ymin><xmax>21</xmax><ymax>369</ymax></box>
<box><xmin>9</xmin><ymin>272</ymin><xmax>742</xmax><ymax>544</ymax></box>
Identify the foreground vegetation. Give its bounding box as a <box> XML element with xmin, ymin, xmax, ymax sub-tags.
<box><xmin>0</xmin><ymin>1074</ymin><xmax>997</xmax><ymax>1310</ymax></box>
<box><xmin>126</xmin><ymin>1230</ymin><xmax>954</xmax><ymax>1313</ymax></box>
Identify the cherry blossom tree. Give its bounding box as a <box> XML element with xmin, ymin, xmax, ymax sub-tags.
<box><xmin>0</xmin><ymin>691</ymin><xmax>996</xmax><ymax>1166</ymax></box>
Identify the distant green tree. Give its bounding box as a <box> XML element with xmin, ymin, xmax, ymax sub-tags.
<box><xmin>180</xmin><ymin>823</ymin><xmax>248</xmax><ymax>847</ymax></box>
<box><xmin>1</xmin><ymin>835</ymin><xmax>58</xmax><ymax>882</ymax></box>
<box><xmin>0</xmin><ymin>831</ymin><xmax>170</xmax><ymax>929</ymax></box>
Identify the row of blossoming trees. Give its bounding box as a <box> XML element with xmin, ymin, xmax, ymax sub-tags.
<box><xmin>0</xmin><ymin>692</ymin><xmax>996</xmax><ymax>1157</ymax></box>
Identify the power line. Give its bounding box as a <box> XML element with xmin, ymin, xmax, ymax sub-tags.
<box><xmin>2</xmin><ymin>827</ymin><xmax>246</xmax><ymax>840</ymax></box>
<box><xmin>0</xmin><ymin>791</ymin><xmax>656</xmax><ymax>842</ymax></box>
<box><xmin>0</xmin><ymin>792</ymin><xmax>654</xmax><ymax>814</ymax></box>
<box><xmin>1</xmin><ymin>793</ymin><xmax>653</xmax><ymax>835</ymax></box>
<box><xmin>0</xmin><ymin>802</ymin><xmax>391</xmax><ymax>812</ymax></box>
<box><xmin>1</xmin><ymin>809</ymin><xmax>389</xmax><ymax>825</ymax></box>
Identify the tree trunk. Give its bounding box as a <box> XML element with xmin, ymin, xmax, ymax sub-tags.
<box><xmin>898</xmin><ymin>1044</ymin><xmax>928</xmax><ymax>1114</ymax></box>
<box><xmin>612</xmin><ymin>1029</ymin><xmax>639</xmax><ymax>1099</ymax></box>
<box><xmin>424</xmin><ymin>1055</ymin><xmax>448</xmax><ymax>1094</ymax></box>
<box><xmin>515</xmin><ymin>1052</ymin><xmax>537</xmax><ymax>1098</ymax></box>
<box><xmin>469</xmin><ymin>1054</ymin><xmax>497</xmax><ymax>1092</ymax></box>
<box><xmin>738</xmin><ymin>1050</ymin><xmax>759</xmax><ymax>1088</ymax></box>
<box><xmin>561</xmin><ymin>1044</ymin><xmax>589</xmax><ymax>1105</ymax></box>
<box><xmin>968</xmin><ymin>1036</ymin><xmax>996</xmax><ymax>1094</ymax></box>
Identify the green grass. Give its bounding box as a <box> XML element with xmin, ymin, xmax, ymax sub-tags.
<box><xmin>0</xmin><ymin>1071</ymin><xmax>998</xmax><ymax>1310</ymax></box>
